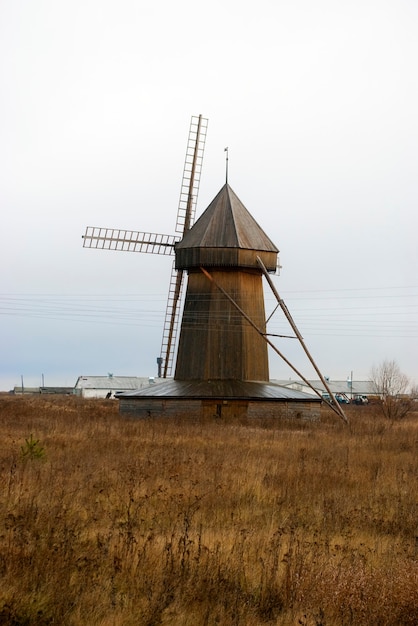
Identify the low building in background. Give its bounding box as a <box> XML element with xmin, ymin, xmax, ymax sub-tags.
<box><xmin>73</xmin><ymin>374</ymin><xmax>163</xmax><ymax>399</ymax></box>
<box><xmin>273</xmin><ymin>379</ymin><xmax>374</xmax><ymax>403</ymax></box>
<box><xmin>12</xmin><ymin>386</ymin><xmax>42</xmax><ymax>395</ymax></box>
<box><xmin>12</xmin><ymin>386</ymin><xmax>73</xmax><ymax>395</ymax></box>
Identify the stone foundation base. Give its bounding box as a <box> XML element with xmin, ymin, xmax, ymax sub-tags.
<box><xmin>118</xmin><ymin>398</ymin><xmax>320</xmax><ymax>420</ymax></box>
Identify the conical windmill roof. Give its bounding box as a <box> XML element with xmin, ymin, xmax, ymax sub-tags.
<box><xmin>175</xmin><ymin>184</ymin><xmax>279</xmax><ymax>271</ymax></box>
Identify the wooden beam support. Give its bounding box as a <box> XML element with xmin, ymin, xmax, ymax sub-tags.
<box><xmin>200</xmin><ymin>267</ymin><xmax>345</xmax><ymax>421</ymax></box>
<box><xmin>256</xmin><ymin>257</ymin><xmax>348</xmax><ymax>423</ymax></box>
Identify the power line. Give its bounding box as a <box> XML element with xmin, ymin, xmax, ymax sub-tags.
<box><xmin>0</xmin><ymin>289</ymin><xmax>417</xmax><ymax>339</ymax></box>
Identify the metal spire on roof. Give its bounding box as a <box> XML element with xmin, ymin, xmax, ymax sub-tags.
<box><xmin>224</xmin><ymin>146</ymin><xmax>229</xmax><ymax>184</ymax></box>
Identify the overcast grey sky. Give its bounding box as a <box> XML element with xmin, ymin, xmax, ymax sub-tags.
<box><xmin>1</xmin><ymin>0</ymin><xmax>417</xmax><ymax>391</ymax></box>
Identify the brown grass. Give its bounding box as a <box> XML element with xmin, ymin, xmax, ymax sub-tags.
<box><xmin>0</xmin><ymin>395</ymin><xmax>416</xmax><ymax>625</ymax></box>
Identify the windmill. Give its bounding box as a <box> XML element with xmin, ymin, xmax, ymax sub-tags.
<box><xmin>82</xmin><ymin>114</ymin><xmax>208</xmax><ymax>378</ymax></box>
<box><xmin>83</xmin><ymin>115</ymin><xmax>347</xmax><ymax>423</ymax></box>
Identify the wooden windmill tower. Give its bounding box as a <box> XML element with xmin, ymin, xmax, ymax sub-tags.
<box><xmin>174</xmin><ymin>183</ymin><xmax>278</xmax><ymax>382</ymax></box>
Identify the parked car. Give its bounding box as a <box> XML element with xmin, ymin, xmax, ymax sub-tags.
<box><xmin>353</xmin><ymin>395</ymin><xmax>369</xmax><ymax>405</ymax></box>
<box><xmin>321</xmin><ymin>393</ymin><xmax>350</xmax><ymax>404</ymax></box>
<box><xmin>335</xmin><ymin>393</ymin><xmax>350</xmax><ymax>404</ymax></box>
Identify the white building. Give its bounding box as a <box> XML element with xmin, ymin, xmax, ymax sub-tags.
<box><xmin>73</xmin><ymin>374</ymin><xmax>165</xmax><ymax>399</ymax></box>
<box><xmin>272</xmin><ymin>379</ymin><xmax>374</xmax><ymax>402</ymax></box>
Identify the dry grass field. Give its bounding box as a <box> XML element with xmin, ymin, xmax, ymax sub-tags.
<box><xmin>0</xmin><ymin>395</ymin><xmax>416</xmax><ymax>625</ymax></box>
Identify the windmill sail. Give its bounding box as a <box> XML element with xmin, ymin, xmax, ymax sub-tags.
<box><xmin>160</xmin><ymin>115</ymin><xmax>208</xmax><ymax>377</ymax></box>
<box><xmin>82</xmin><ymin>114</ymin><xmax>208</xmax><ymax>379</ymax></box>
<box><xmin>83</xmin><ymin>228</ymin><xmax>177</xmax><ymax>254</ymax></box>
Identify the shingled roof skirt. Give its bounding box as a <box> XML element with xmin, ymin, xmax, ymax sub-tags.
<box><xmin>175</xmin><ymin>184</ymin><xmax>279</xmax><ymax>272</ymax></box>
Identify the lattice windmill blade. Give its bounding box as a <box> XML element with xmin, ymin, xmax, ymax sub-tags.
<box><xmin>82</xmin><ymin>227</ymin><xmax>178</xmax><ymax>255</ymax></box>
<box><xmin>82</xmin><ymin>114</ymin><xmax>208</xmax><ymax>379</ymax></box>
<box><xmin>160</xmin><ymin>115</ymin><xmax>208</xmax><ymax>377</ymax></box>
<box><xmin>174</xmin><ymin>115</ymin><xmax>208</xmax><ymax>236</ymax></box>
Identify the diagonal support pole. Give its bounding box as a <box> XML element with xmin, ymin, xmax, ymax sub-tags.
<box><xmin>256</xmin><ymin>257</ymin><xmax>348</xmax><ymax>423</ymax></box>
<box><xmin>200</xmin><ymin>267</ymin><xmax>347</xmax><ymax>423</ymax></box>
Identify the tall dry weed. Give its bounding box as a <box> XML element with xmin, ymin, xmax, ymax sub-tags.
<box><xmin>0</xmin><ymin>396</ymin><xmax>416</xmax><ymax>625</ymax></box>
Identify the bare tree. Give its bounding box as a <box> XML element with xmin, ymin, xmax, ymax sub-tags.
<box><xmin>370</xmin><ymin>360</ymin><xmax>414</xmax><ymax>421</ymax></box>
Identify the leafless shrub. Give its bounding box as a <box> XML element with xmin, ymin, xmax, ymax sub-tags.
<box><xmin>370</xmin><ymin>359</ymin><xmax>416</xmax><ymax>421</ymax></box>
